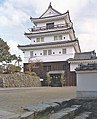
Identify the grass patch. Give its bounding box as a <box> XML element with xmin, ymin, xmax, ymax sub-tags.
<box><xmin>39</xmin><ymin>116</ymin><xmax>49</xmax><ymax>119</ymax></box>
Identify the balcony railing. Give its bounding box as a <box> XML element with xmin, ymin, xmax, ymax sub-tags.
<box><xmin>28</xmin><ymin>23</ymin><xmax>71</xmax><ymax>32</ymax></box>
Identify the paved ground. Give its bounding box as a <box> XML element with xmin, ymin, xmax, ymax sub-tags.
<box><xmin>0</xmin><ymin>87</ymin><xmax>76</xmax><ymax>114</ymax></box>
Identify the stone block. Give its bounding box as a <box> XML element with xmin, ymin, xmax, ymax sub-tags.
<box><xmin>23</xmin><ymin>103</ymin><xmax>51</xmax><ymax>112</ymax></box>
<box><xmin>50</xmin><ymin>105</ymin><xmax>81</xmax><ymax>119</ymax></box>
<box><xmin>0</xmin><ymin>110</ymin><xmax>20</xmax><ymax>119</ymax></box>
<box><xmin>74</xmin><ymin>112</ymin><xmax>92</xmax><ymax>119</ymax></box>
<box><xmin>20</xmin><ymin>111</ymin><xmax>34</xmax><ymax>119</ymax></box>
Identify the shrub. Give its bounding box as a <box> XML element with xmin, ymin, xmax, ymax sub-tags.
<box><xmin>8</xmin><ymin>65</ymin><xmax>21</xmax><ymax>73</ymax></box>
<box><xmin>25</xmin><ymin>71</ymin><xmax>37</xmax><ymax>76</ymax></box>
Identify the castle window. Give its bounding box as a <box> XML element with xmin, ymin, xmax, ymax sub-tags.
<box><xmin>62</xmin><ymin>48</ymin><xmax>66</xmax><ymax>54</ymax></box>
<box><xmin>36</xmin><ymin>37</ymin><xmax>44</xmax><ymax>42</ymax></box>
<box><xmin>41</xmin><ymin>37</ymin><xmax>44</xmax><ymax>42</ymax></box>
<box><xmin>54</xmin><ymin>35</ymin><xmax>62</xmax><ymax>40</ymax></box>
<box><xmin>43</xmin><ymin>50</ymin><xmax>47</xmax><ymax>55</ymax></box>
<box><xmin>59</xmin><ymin>35</ymin><xmax>62</xmax><ymax>40</ymax></box>
<box><xmin>30</xmin><ymin>51</ymin><xmax>33</xmax><ymax>58</ymax></box>
<box><xmin>43</xmin><ymin>65</ymin><xmax>51</xmax><ymax>71</ymax></box>
<box><xmin>36</xmin><ymin>38</ymin><xmax>40</xmax><ymax>42</ymax></box>
<box><xmin>46</xmin><ymin>22</ymin><xmax>54</xmax><ymax>29</ymax></box>
<box><xmin>48</xmin><ymin>50</ymin><xmax>52</xmax><ymax>55</ymax></box>
<box><xmin>54</xmin><ymin>36</ymin><xmax>57</xmax><ymax>40</ymax></box>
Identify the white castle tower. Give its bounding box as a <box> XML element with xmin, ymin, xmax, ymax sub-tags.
<box><xmin>18</xmin><ymin>3</ymin><xmax>81</xmax><ymax>86</ymax></box>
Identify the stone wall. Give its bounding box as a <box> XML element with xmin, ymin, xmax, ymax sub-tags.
<box><xmin>0</xmin><ymin>73</ymin><xmax>41</xmax><ymax>88</ymax></box>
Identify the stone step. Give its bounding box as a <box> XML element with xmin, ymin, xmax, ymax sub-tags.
<box><xmin>22</xmin><ymin>98</ymin><xmax>71</xmax><ymax>118</ymax></box>
<box><xmin>0</xmin><ymin>110</ymin><xmax>20</xmax><ymax>119</ymax></box>
<box><xmin>49</xmin><ymin>105</ymin><xmax>81</xmax><ymax>119</ymax></box>
<box><xmin>20</xmin><ymin>112</ymin><xmax>34</xmax><ymax>119</ymax></box>
<box><xmin>74</xmin><ymin>112</ymin><xmax>92</xmax><ymax>119</ymax></box>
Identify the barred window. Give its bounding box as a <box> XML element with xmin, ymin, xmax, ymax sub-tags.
<box><xmin>30</xmin><ymin>51</ymin><xmax>33</xmax><ymax>58</ymax></box>
<box><xmin>54</xmin><ymin>36</ymin><xmax>57</xmax><ymax>40</ymax></box>
<box><xmin>62</xmin><ymin>48</ymin><xmax>66</xmax><ymax>54</ymax></box>
<box><xmin>36</xmin><ymin>37</ymin><xmax>44</xmax><ymax>42</ymax></box>
<box><xmin>43</xmin><ymin>50</ymin><xmax>47</xmax><ymax>55</ymax></box>
<box><xmin>59</xmin><ymin>35</ymin><xmax>62</xmax><ymax>40</ymax></box>
<box><xmin>43</xmin><ymin>65</ymin><xmax>51</xmax><ymax>71</ymax></box>
<box><xmin>48</xmin><ymin>50</ymin><xmax>52</xmax><ymax>55</ymax></box>
<box><xmin>41</xmin><ymin>37</ymin><xmax>44</xmax><ymax>42</ymax></box>
<box><xmin>54</xmin><ymin>35</ymin><xmax>62</xmax><ymax>40</ymax></box>
<box><xmin>36</xmin><ymin>38</ymin><xmax>40</xmax><ymax>42</ymax></box>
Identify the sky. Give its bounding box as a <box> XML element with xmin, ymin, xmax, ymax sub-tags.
<box><xmin>0</xmin><ymin>0</ymin><xmax>97</xmax><ymax>62</ymax></box>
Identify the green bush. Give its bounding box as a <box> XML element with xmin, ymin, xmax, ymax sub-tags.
<box><xmin>25</xmin><ymin>71</ymin><xmax>37</xmax><ymax>76</ymax></box>
<box><xmin>8</xmin><ymin>65</ymin><xmax>21</xmax><ymax>73</ymax></box>
<box><xmin>46</xmin><ymin>72</ymin><xmax>52</xmax><ymax>86</ymax></box>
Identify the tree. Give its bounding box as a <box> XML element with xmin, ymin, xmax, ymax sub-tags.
<box><xmin>16</xmin><ymin>55</ymin><xmax>22</xmax><ymax>66</ymax></box>
<box><xmin>8</xmin><ymin>64</ymin><xmax>21</xmax><ymax>73</ymax></box>
<box><xmin>0</xmin><ymin>38</ymin><xmax>10</xmax><ymax>64</ymax></box>
<box><xmin>60</xmin><ymin>72</ymin><xmax>64</xmax><ymax>87</ymax></box>
<box><xmin>46</xmin><ymin>72</ymin><xmax>52</xmax><ymax>86</ymax></box>
<box><xmin>0</xmin><ymin>38</ymin><xmax>22</xmax><ymax>73</ymax></box>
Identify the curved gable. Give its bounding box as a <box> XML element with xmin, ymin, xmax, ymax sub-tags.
<box><xmin>40</xmin><ymin>2</ymin><xmax>61</xmax><ymax>18</ymax></box>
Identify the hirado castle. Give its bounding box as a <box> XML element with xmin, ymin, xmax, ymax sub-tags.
<box><xmin>18</xmin><ymin>3</ymin><xmax>97</xmax><ymax>87</ymax></box>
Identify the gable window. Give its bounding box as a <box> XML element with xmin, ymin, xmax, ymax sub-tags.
<box><xmin>46</xmin><ymin>22</ymin><xmax>54</xmax><ymax>29</ymax></box>
<box><xmin>62</xmin><ymin>48</ymin><xmax>66</xmax><ymax>54</ymax></box>
<box><xmin>30</xmin><ymin>51</ymin><xmax>33</xmax><ymax>58</ymax></box>
<box><xmin>43</xmin><ymin>50</ymin><xmax>47</xmax><ymax>55</ymax></box>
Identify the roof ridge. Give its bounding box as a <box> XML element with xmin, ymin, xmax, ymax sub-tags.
<box><xmin>39</xmin><ymin>2</ymin><xmax>61</xmax><ymax>18</ymax></box>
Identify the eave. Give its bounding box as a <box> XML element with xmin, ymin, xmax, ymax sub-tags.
<box><xmin>73</xmin><ymin>40</ymin><xmax>81</xmax><ymax>53</ymax></box>
<box><xmin>30</xmin><ymin>11</ymin><xmax>70</xmax><ymax>24</ymax></box>
<box><xmin>18</xmin><ymin>40</ymin><xmax>78</xmax><ymax>51</ymax></box>
<box><xmin>68</xmin><ymin>58</ymin><xmax>97</xmax><ymax>64</ymax></box>
<box><xmin>24</xmin><ymin>27</ymin><xmax>74</xmax><ymax>38</ymax></box>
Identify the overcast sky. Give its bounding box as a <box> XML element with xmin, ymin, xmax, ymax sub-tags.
<box><xmin>0</xmin><ymin>0</ymin><xmax>97</xmax><ymax>61</ymax></box>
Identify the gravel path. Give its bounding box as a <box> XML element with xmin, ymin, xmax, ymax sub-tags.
<box><xmin>0</xmin><ymin>87</ymin><xmax>76</xmax><ymax>114</ymax></box>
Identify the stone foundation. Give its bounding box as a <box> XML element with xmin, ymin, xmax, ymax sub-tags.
<box><xmin>0</xmin><ymin>73</ymin><xmax>41</xmax><ymax>87</ymax></box>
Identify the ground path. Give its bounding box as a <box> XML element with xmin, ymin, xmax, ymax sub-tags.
<box><xmin>0</xmin><ymin>87</ymin><xmax>76</xmax><ymax>114</ymax></box>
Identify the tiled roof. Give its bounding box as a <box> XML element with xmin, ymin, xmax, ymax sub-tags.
<box><xmin>68</xmin><ymin>51</ymin><xmax>96</xmax><ymax>61</ymax></box>
<box><xmin>76</xmin><ymin>63</ymin><xmax>97</xmax><ymax>71</ymax></box>
<box><xmin>24</xmin><ymin>27</ymin><xmax>72</xmax><ymax>36</ymax></box>
<box><xmin>75</xmin><ymin>51</ymin><xmax>96</xmax><ymax>60</ymax></box>
<box><xmin>30</xmin><ymin>12</ymin><xmax>68</xmax><ymax>20</ymax></box>
<box><xmin>18</xmin><ymin>40</ymin><xmax>78</xmax><ymax>48</ymax></box>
